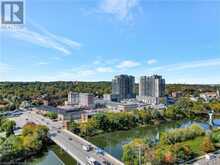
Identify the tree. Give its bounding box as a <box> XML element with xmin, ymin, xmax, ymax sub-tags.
<box><xmin>79</xmin><ymin>119</ymin><xmax>97</xmax><ymax>136</ymax></box>
<box><xmin>2</xmin><ymin>120</ymin><xmax>16</xmax><ymax>137</ymax></box>
<box><xmin>68</xmin><ymin>120</ymin><xmax>80</xmax><ymax>134</ymax></box>
<box><xmin>122</xmin><ymin>138</ymin><xmax>147</xmax><ymax>165</ymax></box>
<box><xmin>46</xmin><ymin>112</ymin><xmax>58</xmax><ymax>120</ymax></box>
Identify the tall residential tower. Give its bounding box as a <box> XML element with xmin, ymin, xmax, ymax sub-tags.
<box><xmin>112</xmin><ymin>74</ymin><xmax>135</xmax><ymax>100</ymax></box>
<box><xmin>139</xmin><ymin>75</ymin><xmax>165</xmax><ymax>97</ymax></box>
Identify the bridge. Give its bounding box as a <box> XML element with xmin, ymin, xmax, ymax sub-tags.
<box><xmin>12</xmin><ymin>111</ymin><xmax>124</xmax><ymax>165</ymax></box>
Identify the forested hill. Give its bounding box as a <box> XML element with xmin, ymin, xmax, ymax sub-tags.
<box><xmin>0</xmin><ymin>81</ymin><xmax>219</xmax><ymax>107</ymax></box>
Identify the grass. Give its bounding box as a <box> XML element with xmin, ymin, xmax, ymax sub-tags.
<box><xmin>180</xmin><ymin>136</ymin><xmax>205</xmax><ymax>156</ymax></box>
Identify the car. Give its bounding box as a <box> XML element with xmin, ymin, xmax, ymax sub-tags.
<box><xmin>95</xmin><ymin>148</ymin><xmax>104</xmax><ymax>155</ymax></box>
<box><xmin>86</xmin><ymin>156</ymin><xmax>101</xmax><ymax>165</ymax></box>
<box><xmin>82</xmin><ymin>145</ymin><xmax>92</xmax><ymax>151</ymax></box>
<box><xmin>205</xmin><ymin>153</ymin><xmax>216</xmax><ymax>160</ymax></box>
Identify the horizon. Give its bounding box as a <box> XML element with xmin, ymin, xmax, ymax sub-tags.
<box><xmin>0</xmin><ymin>0</ymin><xmax>220</xmax><ymax>84</ymax></box>
<box><xmin>0</xmin><ymin>80</ymin><xmax>220</xmax><ymax>86</ymax></box>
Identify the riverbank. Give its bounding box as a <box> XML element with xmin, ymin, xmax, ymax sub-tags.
<box><xmin>122</xmin><ymin>122</ymin><xmax>220</xmax><ymax>164</ymax></box>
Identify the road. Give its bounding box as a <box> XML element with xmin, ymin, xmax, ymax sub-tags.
<box><xmin>12</xmin><ymin>110</ymin><xmax>124</xmax><ymax>165</ymax></box>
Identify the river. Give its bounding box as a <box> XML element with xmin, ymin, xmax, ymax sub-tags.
<box><xmin>26</xmin><ymin>119</ymin><xmax>220</xmax><ymax>165</ymax></box>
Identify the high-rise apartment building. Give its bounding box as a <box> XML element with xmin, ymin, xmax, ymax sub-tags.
<box><xmin>139</xmin><ymin>75</ymin><xmax>165</xmax><ymax>97</ymax></box>
<box><xmin>112</xmin><ymin>74</ymin><xmax>135</xmax><ymax>100</ymax></box>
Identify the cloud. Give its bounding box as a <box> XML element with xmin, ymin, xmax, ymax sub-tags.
<box><xmin>96</xmin><ymin>67</ymin><xmax>113</xmax><ymax>73</ymax></box>
<box><xmin>151</xmin><ymin>58</ymin><xmax>220</xmax><ymax>72</ymax></box>
<box><xmin>0</xmin><ymin>22</ymin><xmax>81</xmax><ymax>55</ymax></box>
<box><xmin>147</xmin><ymin>59</ymin><xmax>157</xmax><ymax>65</ymax></box>
<box><xmin>99</xmin><ymin>0</ymin><xmax>140</xmax><ymax>21</ymax></box>
<box><xmin>0</xmin><ymin>62</ymin><xmax>12</xmax><ymax>73</ymax></box>
<box><xmin>117</xmin><ymin>60</ymin><xmax>140</xmax><ymax>69</ymax></box>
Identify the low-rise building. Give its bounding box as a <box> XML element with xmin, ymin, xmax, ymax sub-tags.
<box><xmin>79</xmin><ymin>93</ymin><xmax>94</xmax><ymax>108</ymax></box>
<box><xmin>200</xmin><ymin>91</ymin><xmax>219</xmax><ymax>101</ymax></box>
<box><xmin>136</xmin><ymin>96</ymin><xmax>160</xmax><ymax>105</ymax></box>
<box><xmin>32</xmin><ymin>105</ymin><xmax>81</xmax><ymax>121</ymax></box>
<box><xmin>103</xmin><ymin>94</ymin><xmax>120</xmax><ymax>102</ymax></box>
<box><xmin>117</xmin><ymin>103</ymin><xmax>138</xmax><ymax>112</ymax></box>
<box><xmin>171</xmin><ymin>91</ymin><xmax>183</xmax><ymax>98</ymax></box>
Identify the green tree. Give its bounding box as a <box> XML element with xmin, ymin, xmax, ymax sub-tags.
<box><xmin>2</xmin><ymin>120</ymin><xmax>16</xmax><ymax>137</ymax></box>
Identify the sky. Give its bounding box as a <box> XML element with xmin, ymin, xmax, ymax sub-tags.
<box><xmin>0</xmin><ymin>0</ymin><xmax>220</xmax><ymax>84</ymax></box>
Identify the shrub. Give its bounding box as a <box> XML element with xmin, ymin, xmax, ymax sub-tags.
<box><xmin>160</xmin><ymin>124</ymin><xmax>205</xmax><ymax>145</ymax></box>
<box><xmin>201</xmin><ymin>136</ymin><xmax>215</xmax><ymax>153</ymax></box>
<box><xmin>174</xmin><ymin>144</ymin><xmax>194</xmax><ymax>162</ymax></box>
<box><xmin>162</xmin><ymin>151</ymin><xmax>176</xmax><ymax>164</ymax></box>
<box><xmin>211</xmin><ymin>129</ymin><xmax>220</xmax><ymax>143</ymax></box>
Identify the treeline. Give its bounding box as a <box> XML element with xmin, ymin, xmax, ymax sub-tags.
<box><xmin>0</xmin><ymin>81</ymin><xmax>111</xmax><ymax>108</ymax></box>
<box><xmin>0</xmin><ymin>81</ymin><xmax>218</xmax><ymax>109</ymax></box>
<box><xmin>166</xmin><ymin>84</ymin><xmax>218</xmax><ymax>96</ymax></box>
<box><xmin>69</xmin><ymin>109</ymin><xmax>164</xmax><ymax>136</ymax></box>
<box><xmin>0</xmin><ymin>123</ymin><xmax>49</xmax><ymax>163</ymax></box>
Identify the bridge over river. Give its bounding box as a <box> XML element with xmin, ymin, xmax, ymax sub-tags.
<box><xmin>13</xmin><ymin>111</ymin><xmax>124</xmax><ymax>165</ymax></box>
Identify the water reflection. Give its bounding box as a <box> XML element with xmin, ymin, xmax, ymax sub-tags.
<box><xmin>88</xmin><ymin>119</ymin><xmax>220</xmax><ymax>160</ymax></box>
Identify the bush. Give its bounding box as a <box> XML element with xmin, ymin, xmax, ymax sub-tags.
<box><xmin>45</xmin><ymin>112</ymin><xmax>57</xmax><ymax>120</ymax></box>
<box><xmin>160</xmin><ymin>124</ymin><xmax>205</xmax><ymax>145</ymax></box>
<box><xmin>174</xmin><ymin>144</ymin><xmax>194</xmax><ymax>162</ymax></box>
<box><xmin>201</xmin><ymin>136</ymin><xmax>215</xmax><ymax>153</ymax></box>
<box><xmin>162</xmin><ymin>151</ymin><xmax>176</xmax><ymax>164</ymax></box>
<box><xmin>211</xmin><ymin>129</ymin><xmax>220</xmax><ymax>143</ymax></box>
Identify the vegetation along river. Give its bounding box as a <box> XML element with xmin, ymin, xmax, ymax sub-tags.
<box><xmin>26</xmin><ymin>119</ymin><xmax>220</xmax><ymax>165</ymax></box>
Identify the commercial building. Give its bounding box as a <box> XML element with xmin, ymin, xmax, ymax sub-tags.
<box><xmin>79</xmin><ymin>93</ymin><xmax>94</xmax><ymax>108</ymax></box>
<box><xmin>67</xmin><ymin>92</ymin><xmax>79</xmax><ymax>105</ymax></box>
<box><xmin>117</xmin><ymin>103</ymin><xmax>138</xmax><ymax>112</ymax></box>
<box><xmin>139</xmin><ymin>75</ymin><xmax>165</xmax><ymax>97</ymax></box>
<box><xmin>112</xmin><ymin>74</ymin><xmax>135</xmax><ymax>101</ymax></box>
<box><xmin>136</xmin><ymin>96</ymin><xmax>160</xmax><ymax>105</ymax></box>
<box><xmin>32</xmin><ymin>105</ymin><xmax>81</xmax><ymax>121</ymax></box>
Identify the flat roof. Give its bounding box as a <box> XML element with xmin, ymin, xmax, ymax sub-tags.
<box><xmin>34</xmin><ymin>105</ymin><xmax>77</xmax><ymax>115</ymax></box>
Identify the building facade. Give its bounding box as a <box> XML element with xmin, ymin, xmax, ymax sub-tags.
<box><xmin>139</xmin><ymin>75</ymin><xmax>165</xmax><ymax>97</ymax></box>
<box><xmin>112</xmin><ymin>74</ymin><xmax>135</xmax><ymax>100</ymax></box>
<box><xmin>79</xmin><ymin>93</ymin><xmax>94</xmax><ymax>107</ymax></box>
<box><xmin>67</xmin><ymin>92</ymin><xmax>79</xmax><ymax>105</ymax></box>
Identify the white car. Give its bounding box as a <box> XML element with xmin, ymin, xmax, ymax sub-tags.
<box><xmin>86</xmin><ymin>156</ymin><xmax>96</xmax><ymax>165</ymax></box>
<box><xmin>205</xmin><ymin>153</ymin><xmax>216</xmax><ymax>160</ymax></box>
<box><xmin>83</xmin><ymin>145</ymin><xmax>91</xmax><ymax>151</ymax></box>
